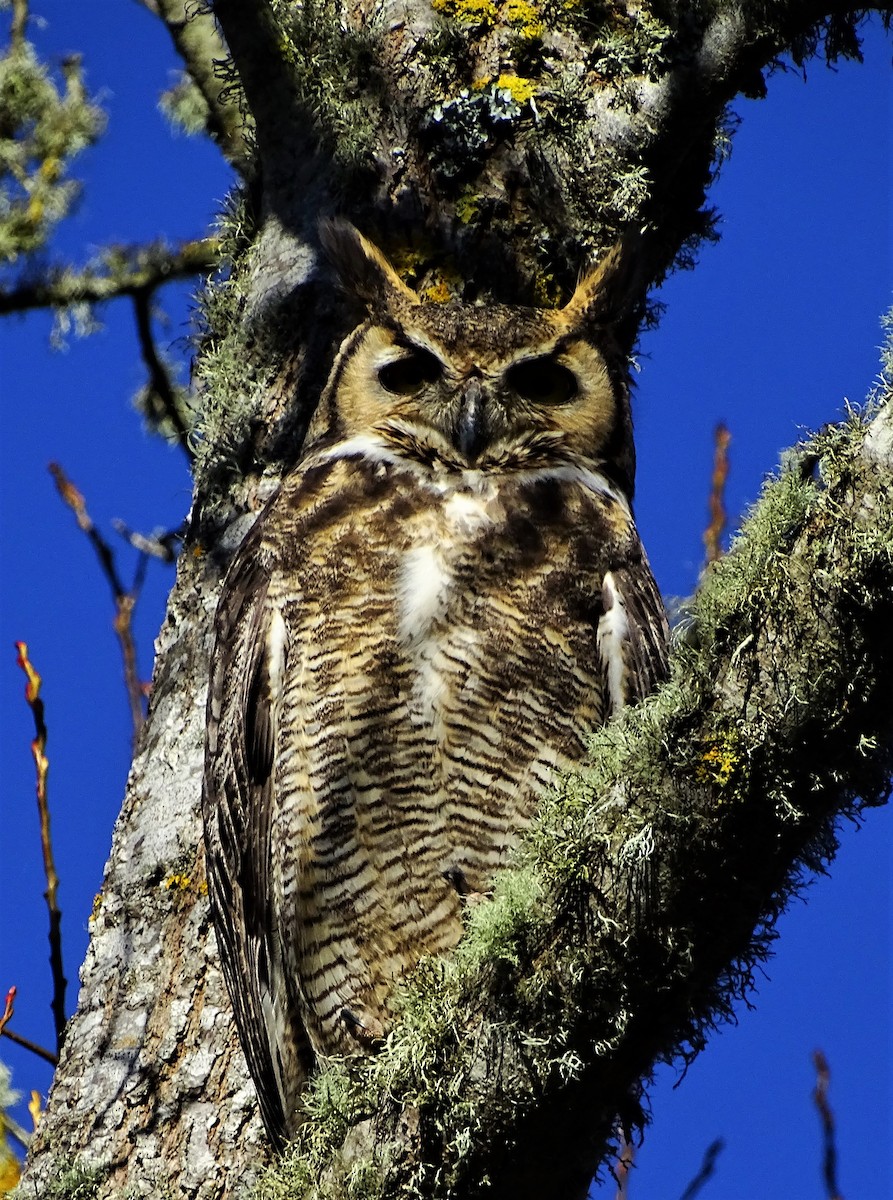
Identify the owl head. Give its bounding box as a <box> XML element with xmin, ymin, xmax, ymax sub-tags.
<box><xmin>314</xmin><ymin>221</ymin><xmax>643</xmax><ymax>497</ymax></box>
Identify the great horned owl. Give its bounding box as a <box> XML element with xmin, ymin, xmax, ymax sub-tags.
<box><xmin>202</xmin><ymin>221</ymin><xmax>669</xmax><ymax>1147</ymax></box>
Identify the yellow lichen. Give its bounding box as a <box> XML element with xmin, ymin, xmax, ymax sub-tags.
<box><xmin>503</xmin><ymin>0</ymin><xmax>545</xmax><ymax>40</ymax></box>
<box><xmin>89</xmin><ymin>892</ymin><xmax>103</xmax><ymax>923</ymax></box>
<box><xmin>164</xmin><ymin>873</ymin><xmax>192</xmax><ymax>891</ymax></box>
<box><xmin>422</xmin><ymin>274</ymin><xmax>457</xmax><ymax>304</ymax></box>
<box><xmin>455</xmin><ymin>190</ymin><xmax>482</xmax><ymax>226</ymax></box>
<box><xmin>431</xmin><ymin>0</ymin><xmax>498</xmax><ymax>27</ymax></box>
<box><xmin>389</xmin><ymin>245</ymin><xmax>429</xmax><ymax>289</ymax></box>
<box><xmin>696</xmin><ymin>733</ymin><xmax>741</xmax><ymax>789</ymax></box>
<box><xmin>532</xmin><ymin>272</ymin><xmax>563</xmax><ymax>308</ymax></box>
<box><xmin>493</xmin><ymin>73</ymin><xmax>538</xmax><ymax>104</ymax></box>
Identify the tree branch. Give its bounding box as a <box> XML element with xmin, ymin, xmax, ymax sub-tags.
<box><xmin>10</xmin><ymin>0</ymin><xmax>28</xmax><ymax>50</ymax></box>
<box><xmin>16</xmin><ymin>5</ymin><xmax>893</xmax><ymax>1196</ymax></box>
<box><xmin>48</xmin><ymin>465</ymin><xmax>148</xmax><ymax>740</ymax></box>
<box><xmin>1</xmin><ymin>1026</ymin><xmax>60</xmax><ymax>1068</ymax></box>
<box><xmin>137</xmin><ymin>0</ymin><xmax>250</xmax><ymax>172</ymax></box>
<box><xmin>211</xmin><ymin>0</ymin><xmax>331</xmax><ymax>217</ymax></box>
<box><xmin>678</xmin><ymin>1139</ymin><xmax>725</xmax><ymax>1200</ymax></box>
<box><xmin>703</xmin><ymin>423</ymin><xmax>731</xmax><ymax>565</ymax></box>
<box><xmin>813</xmin><ymin>1050</ymin><xmax>843</xmax><ymax>1200</ymax></box>
<box><xmin>14</xmin><ymin>646</ymin><xmax>67</xmax><ymax>1055</ymax></box>
<box><xmin>131</xmin><ymin>288</ymin><xmax>193</xmax><ymax>459</ymax></box>
<box><xmin>256</xmin><ymin>391</ymin><xmax>893</xmax><ymax>1200</ymax></box>
<box><xmin>0</xmin><ymin>238</ymin><xmax>219</xmax><ymax>316</ymax></box>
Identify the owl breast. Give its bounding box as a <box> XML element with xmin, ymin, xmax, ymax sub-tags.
<box><xmin>266</xmin><ymin>439</ymin><xmax>632</xmax><ymax>1058</ymax></box>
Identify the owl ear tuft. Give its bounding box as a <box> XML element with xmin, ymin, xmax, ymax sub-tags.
<box><xmin>561</xmin><ymin>235</ymin><xmax>646</xmax><ymax>331</ymax></box>
<box><xmin>319</xmin><ymin>219</ymin><xmax>419</xmax><ymax>310</ymax></box>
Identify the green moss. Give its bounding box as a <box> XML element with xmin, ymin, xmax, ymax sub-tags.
<box><xmin>24</xmin><ymin>1159</ymin><xmax>108</xmax><ymax>1200</ymax></box>
<box><xmin>272</xmin><ymin>0</ymin><xmax>383</xmax><ymax>171</ymax></box>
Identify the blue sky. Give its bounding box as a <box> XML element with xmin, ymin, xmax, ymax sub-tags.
<box><xmin>1</xmin><ymin>4</ymin><xmax>890</xmax><ymax>1195</ymax></box>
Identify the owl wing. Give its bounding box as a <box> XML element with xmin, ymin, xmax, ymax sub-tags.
<box><xmin>203</xmin><ymin>532</ymin><xmax>310</xmax><ymax>1149</ymax></box>
<box><xmin>596</xmin><ymin>554</ymin><xmax>669</xmax><ymax>713</ymax></box>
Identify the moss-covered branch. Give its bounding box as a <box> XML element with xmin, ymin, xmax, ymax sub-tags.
<box><xmin>212</xmin><ymin>0</ymin><xmax>333</xmax><ymax>214</ymax></box>
<box><xmin>206</xmin><ymin>0</ymin><xmax>891</xmax><ymax>302</ymax></box>
<box><xmin>139</xmin><ymin>0</ymin><xmax>250</xmax><ymax>172</ymax></box>
<box><xmin>254</xmin><ymin>385</ymin><xmax>893</xmax><ymax>1200</ymax></box>
<box><xmin>0</xmin><ymin>237</ymin><xmax>219</xmax><ymax>315</ymax></box>
<box><xmin>0</xmin><ymin>31</ymin><xmax>105</xmax><ymax>264</ymax></box>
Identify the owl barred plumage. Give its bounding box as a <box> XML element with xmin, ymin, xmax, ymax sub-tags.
<box><xmin>202</xmin><ymin>222</ymin><xmax>669</xmax><ymax>1147</ymax></box>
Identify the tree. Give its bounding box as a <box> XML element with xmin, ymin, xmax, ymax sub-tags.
<box><xmin>2</xmin><ymin>1</ymin><xmax>891</xmax><ymax>1197</ymax></box>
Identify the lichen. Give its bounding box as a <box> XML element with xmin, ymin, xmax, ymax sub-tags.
<box><xmin>158</xmin><ymin>72</ymin><xmax>211</xmax><ymax>137</ymax></box>
<box><xmin>586</xmin><ymin>8</ymin><xmax>676</xmax><ymax>82</ymax></box>
<box><xmin>271</xmin><ymin>0</ymin><xmax>383</xmax><ymax>171</ymax></box>
<box><xmin>696</xmin><ymin>729</ymin><xmax>744</xmax><ymax>791</ymax></box>
<box><xmin>19</xmin><ymin>1159</ymin><xmax>108</xmax><ymax>1200</ymax></box>
<box><xmin>503</xmin><ymin>0</ymin><xmax>545</xmax><ymax>40</ymax></box>
<box><xmin>190</xmin><ymin>188</ymin><xmax>277</xmax><ymax>504</ymax></box>
<box><xmin>480</xmin><ymin>72</ymin><xmax>538</xmax><ymax>105</ymax></box>
<box><xmin>431</xmin><ymin>0</ymin><xmax>499</xmax><ymax>27</ymax></box>
<box><xmin>0</xmin><ymin>41</ymin><xmax>104</xmax><ymax>263</ymax></box>
<box><xmin>424</xmin><ymin>78</ymin><xmax>537</xmax><ymax>182</ymax></box>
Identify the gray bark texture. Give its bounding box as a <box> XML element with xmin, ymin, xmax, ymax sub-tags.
<box><xmin>17</xmin><ymin>2</ymin><xmax>893</xmax><ymax>1198</ymax></box>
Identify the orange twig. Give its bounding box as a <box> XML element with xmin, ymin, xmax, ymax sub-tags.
<box><xmin>0</xmin><ymin>987</ymin><xmax>15</xmax><ymax>1037</ymax></box>
<box><xmin>703</xmin><ymin>422</ymin><xmax>732</xmax><ymax>566</ymax></box>
<box><xmin>13</xmin><ymin>646</ymin><xmax>67</xmax><ymax>1054</ymax></box>
<box><xmin>813</xmin><ymin>1050</ymin><xmax>844</xmax><ymax>1200</ymax></box>
<box><xmin>48</xmin><ymin>462</ymin><xmax>147</xmax><ymax>739</ymax></box>
<box><xmin>613</xmin><ymin>1136</ymin><xmax>635</xmax><ymax>1200</ymax></box>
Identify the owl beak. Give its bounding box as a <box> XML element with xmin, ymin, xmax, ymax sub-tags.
<box><xmin>455</xmin><ymin>377</ymin><xmax>488</xmax><ymax>463</ymax></box>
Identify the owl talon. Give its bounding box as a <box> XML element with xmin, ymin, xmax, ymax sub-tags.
<box><xmin>340</xmin><ymin>1006</ymin><xmax>385</xmax><ymax>1046</ymax></box>
<box><xmin>443</xmin><ymin>865</ymin><xmax>469</xmax><ymax>895</ymax></box>
<box><xmin>443</xmin><ymin>867</ymin><xmax>488</xmax><ymax>909</ymax></box>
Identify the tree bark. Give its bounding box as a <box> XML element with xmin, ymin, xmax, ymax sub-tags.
<box><xmin>19</xmin><ymin>3</ymin><xmax>892</xmax><ymax>1198</ymax></box>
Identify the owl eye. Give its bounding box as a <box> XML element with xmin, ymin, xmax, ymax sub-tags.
<box><xmin>506</xmin><ymin>357</ymin><xmax>578</xmax><ymax>406</ymax></box>
<box><xmin>378</xmin><ymin>350</ymin><xmax>442</xmax><ymax>396</ymax></box>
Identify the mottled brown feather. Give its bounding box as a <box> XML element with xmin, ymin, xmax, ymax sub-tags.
<box><xmin>202</xmin><ymin>228</ymin><xmax>669</xmax><ymax>1146</ymax></box>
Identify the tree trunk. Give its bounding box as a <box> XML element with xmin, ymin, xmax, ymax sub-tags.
<box><xmin>19</xmin><ymin>2</ymin><xmax>893</xmax><ymax>1198</ymax></box>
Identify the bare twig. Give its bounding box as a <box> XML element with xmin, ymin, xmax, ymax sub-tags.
<box><xmin>678</xmin><ymin>1138</ymin><xmax>724</xmax><ymax>1200</ymax></box>
<box><xmin>112</xmin><ymin>519</ymin><xmax>182</xmax><ymax>563</ymax></box>
<box><xmin>48</xmin><ymin>464</ymin><xmax>147</xmax><ymax>739</ymax></box>
<box><xmin>813</xmin><ymin>1050</ymin><xmax>844</xmax><ymax>1200</ymax></box>
<box><xmin>1</xmin><ymin>1026</ymin><xmax>59</xmax><ymax>1068</ymax></box>
<box><xmin>14</xmin><ymin>646</ymin><xmax>67</xmax><ymax>1054</ymax></box>
<box><xmin>132</xmin><ymin>289</ymin><xmax>193</xmax><ymax>459</ymax></box>
<box><xmin>703</xmin><ymin>422</ymin><xmax>732</xmax><ymax>565</ymax></box>
<box><xmin>0</xmin><ymin>237</ymin><xmax>219</xmax><ymax>316</ymax></box>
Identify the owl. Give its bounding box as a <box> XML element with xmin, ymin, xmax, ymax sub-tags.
<box><xmin>202</xmin><ymin>221</ymin><xmax>669</xmax><ymax>1148</ymax></box>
